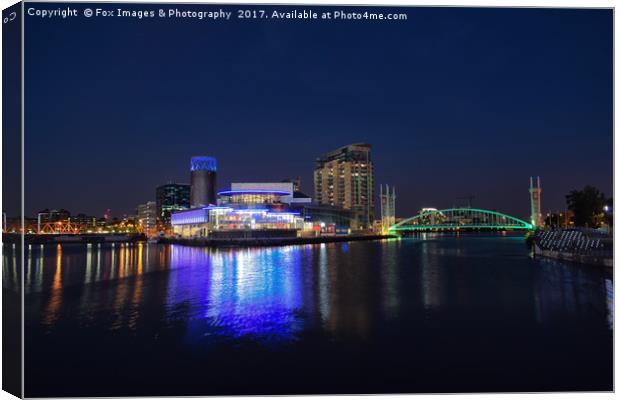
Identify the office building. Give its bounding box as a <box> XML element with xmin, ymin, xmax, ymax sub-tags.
<box><xmin>313</xmin><ymin>143</ymin><xmax>374</xmax><ymax>229</ymax></box>
<box><xmin>190</xmin><ymin>156</ymin><xmax>217</xmax><ymax>207</ymax></box>
<box><xmin>156</xmin><ymin>183</ymin><xmax>190</xmax><ymax>227</ymax></box>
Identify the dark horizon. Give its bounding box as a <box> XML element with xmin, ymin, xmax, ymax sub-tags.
<box><xmin>12</xmin><ymin>4</ymin><xmax>613</xmax><ymax>220</ymax></box>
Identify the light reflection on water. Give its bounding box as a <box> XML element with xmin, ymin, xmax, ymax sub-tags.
<box><xmin>11</xmin><ymin>236</ymin><xmax>613</xmax><ymax>344</ymax></box>
<box><xmin>13</xmin><ymin>235</ymin><xmax>615</xmax><ymax>395</ymax></box>
<box><xmin>166</xmin><ymin>245</ymin><xmax>306</xmax><ymax>341</ymax></box>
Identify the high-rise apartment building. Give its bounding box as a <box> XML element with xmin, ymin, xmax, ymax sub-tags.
<box><xmin>313</xmin><ymin>143</ymin><xmax>374</xmax><ymax>229</ymax></box>
<box><xmin>156</xmin><ymin>183</ymin><xmax>190</xmax><ymax>227</ymax></box>
<box><xmin>136</xmin><ymin>201</ymin><xmax>158</xmax><ymax>236</ymax></box>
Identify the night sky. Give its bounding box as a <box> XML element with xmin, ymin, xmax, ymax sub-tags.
<box><xmin>19</xmin><ymin>4</ymin><xmax>612</xmax><ymax>220</ymax></box>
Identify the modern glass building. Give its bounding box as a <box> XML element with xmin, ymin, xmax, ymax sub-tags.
<box><xmin>156</xmin><ymin>183</ymin><xmax>190</xmax><ymax>228</ymax></box>
<box><xmin>218</xmin><ymin>189</ymin><xmax>291</xmax><ymax>210</ymax></box>
<box><xmin>171</xmin><ymin>189</ymin><xmax>304</xmax><ymax>238</ymax></box>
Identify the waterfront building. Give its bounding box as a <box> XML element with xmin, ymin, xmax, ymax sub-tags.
<box><xmin>231</xmin><ymin>182</ymin><xmax>312</xmax><ymax>205</ymax></box>
<box><xmin>156</xmin><ymin>183</ymin><xmax>190</xmax><ymax>228</ymax></box>
<box><xmin>37</xmin><ymin>208</ymin><xmax>70</xmax><ymax>223</ymax></box>
<box><xmin>37</xmin><ymin>209</ymin><xmax>70</xmax><ymax>232</ymax></box>
<box><xmin>171</xmin><ymin>188</ymin><xmax>304</xmax><ymax>238</ymax></box>
<box><xmin>136</xmin><ymin>201</ymin><xmax>158</xmax><ymax>236</ymax></box>
<box><xmin>69</xmin><ymin>213</ymin><xmax>98</xmax><ymax>231</ymax></box>
<box><xmin>544</xmin><ymin>210</ymin><xmax>573</xmax><ymax>230</ymax></box>
<box><xmin>529</xmin><ymin>176</ymin><xmax>543</xmax><ymax>229</ymax></box>
<box><xmin>289</xmin><ymin>203</ymin><xmax>353</xmax><ymax>235</ymax></box>
<box><xmin>190</xmin><ymin>156</ymin><xmax>217</xmax><ymax>207</ymax></box>
<box><xmin>4</xmin><ymin>216</ymin><xmax>37</xmax><ymax>234</ymax></box>
<box><xmin>313</xmin><ymin>143</ymin><xmax>374</xmax><ymax>230</ymax></box>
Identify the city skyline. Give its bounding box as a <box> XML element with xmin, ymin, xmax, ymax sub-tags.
<box><xmin>12</xmin><ymin>5</ymin><xmax>613</xmax><ymax>220</ymax></box>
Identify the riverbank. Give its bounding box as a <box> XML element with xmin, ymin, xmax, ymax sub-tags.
<box><xmin>533</xmin><ymin>244</ymin><xmax>612</xmax><ymax>268</ymax></box>
<box><xmin>3</xmin><ymin>233</ymin><xmax>146</xmax><ymax>245</ymax></box>
<box><xmin>532</xmin><ymin>229</ymin><xmax>612</xmax><ymax>268</ymax></box>
<box><xmin>159</xmin><ymin>234</ymin><xmax>398</xmax><ymax>248</ymax></box>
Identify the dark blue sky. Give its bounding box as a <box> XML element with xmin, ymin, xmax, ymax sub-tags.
<box><xmin>21</xmin><ymin>4</ymin><xmax>612</xmax><ymax>220</ymax></box>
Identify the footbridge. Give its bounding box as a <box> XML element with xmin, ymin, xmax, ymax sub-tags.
<box><xmin>389</xmin><ymin>208</ymin><xmax>533</xmax><ymax>233</ymax></box>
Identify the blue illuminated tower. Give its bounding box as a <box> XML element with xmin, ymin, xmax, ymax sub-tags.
<box><xmin>190</xmin><ymin>156</ymin><xmax>217</xmax><ymax>207</ymax></box>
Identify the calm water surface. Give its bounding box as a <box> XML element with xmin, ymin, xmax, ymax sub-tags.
<box><xmin>7</xmin><ymin>234</ymin><xmax>612</xmax><ymax>396</ymax></box>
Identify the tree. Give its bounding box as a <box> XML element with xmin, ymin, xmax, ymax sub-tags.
<box><xmin>565</xmin><ymin>186</ymin><xmax>606</xmax><ymax>228</ymax></box>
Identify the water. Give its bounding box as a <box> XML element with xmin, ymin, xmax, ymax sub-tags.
<box><xmin>7</xmin><ymin>234</ymin><xmax>612</xmax><ymax>396</ymax></box>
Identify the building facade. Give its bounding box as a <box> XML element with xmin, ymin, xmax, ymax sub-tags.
<box><xmin>190</xmin><ymin>156</ymin><xmax>217</xmax><ymax>207</ymax></box>
<box><xmin>313</xmin><ymin>143</ymin><xmax>374</xmax><ymax>229</ymax></box>
<box><xmin>136</xmin><ymin>201</ymin><xmax>158</xmax><ymax>236</ymax></box>
<box><xmin>171</xmin><ymin>189</ymin><xmax>304</xmax><ymax>238</ymax></box>
<box><xmin>156</xmin><ymin>183</ymin><xmax>190</xmax><ymax>228</ymax></box>
<box><xmin>231</xmin><ymin>182</ymin><xmax>312</xmax><ymax>205</ymax></box>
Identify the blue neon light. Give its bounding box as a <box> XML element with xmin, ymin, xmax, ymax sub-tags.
<box><xmin>190</xmin><ymin>156</ymin><xmax>217</xmax><ymax>172</ymax></box>
<box><xmin>217</xmin><ymin>190</ymin><xmax>291</xmax><ymax>196</ymax></box>
<box><xmin>171</xmin><ymin>208</ymin><xmax>209</xmax><ymax>225</ymax></box>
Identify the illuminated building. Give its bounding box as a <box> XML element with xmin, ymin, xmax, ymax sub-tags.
<box><xmin>37</xmin><ymin>209</ymin><xmax>70</xmax><ymax>233</ymax></box>
<box><xmin>313</xmin><ymin>143</ymin><xmax>374</xmax><ymax>230</ymax></box>
<box><xmin>290</xmin><ymin>203</ymin><xmax>353</xmax><ymax>234</ymax></box>
<box><xmin>218</xmin><ymin>189</ymin><xmax>291</xmax><ymax>209</ymax></box>
<box><xmin>171</xmin><ymin>189</ymin><xmax>304</xmax><ymax>238</ymax></box>
<box><xmin>190</xmin><ymin>156</ymin><xmax>217</xmax><ymax>207</ymax></box>
<box><xmin>231</xmin><ymin>182</ymin><xmax>312</xmax><ymax>205</ymax></box>
<box><xmin>529</xmin><ymin>176</ymin><xmax>543</xmax><ymax>229</ymax></box>
<box><xmin>35</xmin><ymin>209</ymin><xmax>98</xmax><ymax>234</ymax></box>
<box><xmin>37</xmin><ymin>208</ymin><xmax>70</xmax><ymax>229</ymax></box>
<box><xmin>136</xmin><ymin>201</ymin><xmax>157</xmax><ymax>236</ymax></box>
<box><xmin>156</xmin><ymin>183</ymin><xmax>190</xmax><ymax>227</ymax></box>
<box><xmin>69</xmin><ymin>213</ymin><xmax>98</xmax><ymax>231</ymax></box>
<box><xmin>544</xmin><ymin>210</ymin><xmax>573</xmax><ymax>229</ymax></box>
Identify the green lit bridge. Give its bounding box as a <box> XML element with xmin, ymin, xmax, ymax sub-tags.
<box><xmin>389</xmin><ymin>208</ymin><xmax>533</xmax><ymax>233</ymax></box>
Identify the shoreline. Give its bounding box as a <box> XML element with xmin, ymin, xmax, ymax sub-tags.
<box><xmin>159</xmin><ymin>234</ymin><xmax>398</xmax><ymax>248</ymax></box>
<box><xmin>533</xmin><ymin>244</ymin><xmax>612</xmax><ymax>268</ymax></box>
<box><xmin>3</xmin><ymin>233</ymin><xmax>146</xmax><ymax>245</ymax></box>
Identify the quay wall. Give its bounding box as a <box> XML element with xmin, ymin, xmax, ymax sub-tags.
<box><xmin>3</xmin><ymin>233</ymin><xmax>147</xmax><ymax>245</ymax></box>
<box><xmin>160</xmin><ymin>234</ymin><xmax>397</xmax><ymax>248</ymax></box>
<box><xmin>534</xmin><ymin>244</ymin><xmax>612</xmax><ymax>268</ymax></box>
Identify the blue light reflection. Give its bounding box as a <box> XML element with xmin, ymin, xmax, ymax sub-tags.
<box><xmin>167</xmin><ymin>245</ymin><xmax>309</xmax><ymax>344</ymax></box>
